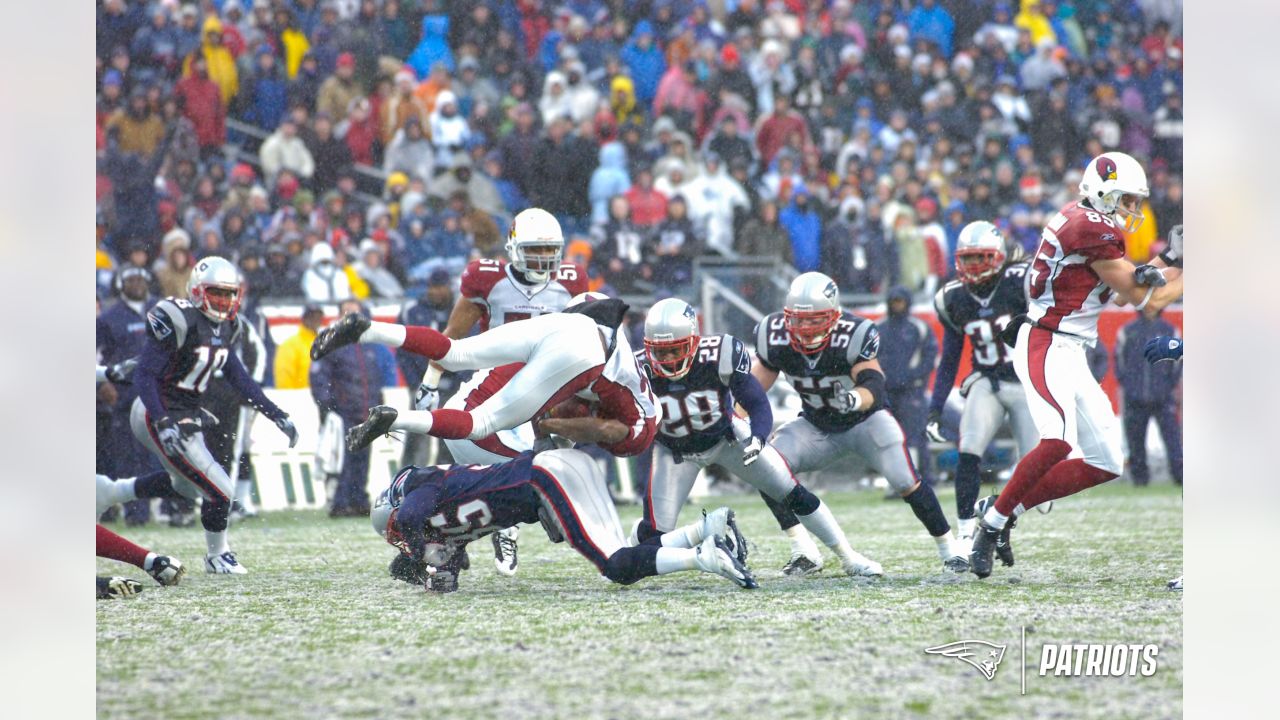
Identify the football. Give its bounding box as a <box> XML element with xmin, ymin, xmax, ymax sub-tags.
<box><xmin>548</xmin><ymin>397</ymin><xmax>592</xmax><ymax>419</ymax></box>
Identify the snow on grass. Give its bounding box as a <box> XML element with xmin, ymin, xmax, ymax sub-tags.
<box><xmin>98</xmin><ymin>484</ymin><xmax>1182</xmax><ymax>719</ymax></box>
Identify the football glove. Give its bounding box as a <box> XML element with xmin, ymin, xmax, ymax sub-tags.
<box><xmin>1133</xmin><ymin>264</ymin><xmax>1167</xmax><ymax>287</ymax></box>
<box><xmin>1143</xmin><ymin>336</ymin><xmax>1183</xmax><ymax>364</ymax></box>
<box><xmin>741</xmin><ymin>436</ymin><xmax>764</xmax><ymax>466</ymax></box>
<box><xmin>275</xmin><ymin>416</ymin><xmax>299</xmax><ymax>447</ymax></box>
<box><xmin>925</xmin><ymin>411</ymin><xmax>946</xmax><ymax>443</ymax></box>
<box><xmin>1167</xmin><ymin>225</ymin><xmax>1183</xmax><ymax>264</ymax></box>
<box><xmin>413</xmin><ymin>383</ymin><xmax>440</xmax><ymax>412</ymax></box>
<box><xmin>831</xmin><ymin>381</ymin><xmax>864</xmax><ymax>414</ymax></box>
<box><xmin>105</xmin><ymin>358</ymin><xmax>138</xmax><ymax>385</ymax></box>
<box><xmin>152</xmin><ymin>416</ymin><xmax>184</xmax><ymax>456</ymax></box>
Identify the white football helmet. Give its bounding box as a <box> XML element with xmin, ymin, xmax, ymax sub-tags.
<box><xmin>784</xmin><ymin>271</ymin><xmax>841</xmax><ymax>355</ymax></box>
<box><xmin>644</xmin><ymin>298</ymin><xmax>700</xmax><ymax>379</ymax></box>
<box><xmin>1078</xmin><ymin>151</ymin><xmax>1149</xmax><ymax>233</ymax></box>
<box><xmin>954</xmin><ymin>221</ymin><xmax>1007</xmax><ymax>286</ymax></box>
<box><xmin>505</xmin><ymin>207</ymin><xmax>565</xmax><ymax>282</ymax></box>
<box><xmin>566</xmin><ymin>291</ymin><xmax>609</xmax><ymax>308</ymax></box>
<box><xmin>187</xmin><ymin>256</ymin><xmax>242</xmax><ymax>322</ymax></box>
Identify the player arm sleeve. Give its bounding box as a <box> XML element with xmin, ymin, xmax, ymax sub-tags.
<box><xmin>395</xmin><ymin>484</ymin><xmax>442</xmax><ymax>560</ymax></box>
<box><xmin>730</xmin><ymin>369</ymin><xmax>774</xmax><ymax>442</ymax></box>
<box><xmin>929</xmin><ymin>327</ymin><xmax>965</xmax><ymax>415</ymax></box>
<box><xmin>244</xmin><ymin>320</ymin><xmax>268</xmax><ymax>383</ymax></box>
<box><xmin>132</xmin><ymin>337</ymin><xmax>172</xmax><ymax>419</ymax></box>
<box><xmin>752</xmin><ymin>321</ymin><xmax>779</xmax><ymax>371</ymax></box>
<box><xmin>222</xmin><ymin>351</ymin><xmax>288</xmax><ymax>422</ymax></box>
<box><xmin>309</xmin><ymin>357</ymin><xmax>336</xmax><ymax>413</ymax></box>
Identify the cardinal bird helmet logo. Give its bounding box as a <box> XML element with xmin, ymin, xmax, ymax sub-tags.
<box><xmin>1095</xmin><ymin>156</ymin><xmax>1118</xmax><ymax>181</ymax></box>
<box><xmin>924</xmin><ymin>640</ymin><xmax>1007</xmax><ymax>680</ymax></box>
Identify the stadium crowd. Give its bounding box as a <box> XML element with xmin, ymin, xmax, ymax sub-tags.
<box><xmin>96</xmin><ymin>0</ymin><xmax>1184</xmax><ymax>305</ymax></box>
<box><xmin>96</xmin><ymin>0</ymin><xmax>1184</xmax><ymax>522</ymax></box>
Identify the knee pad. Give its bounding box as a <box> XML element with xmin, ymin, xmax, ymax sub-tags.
<box><xmin>784</xmin><ymin>485</ymin><xmax>821</xmax><ymax>516</ymax></box>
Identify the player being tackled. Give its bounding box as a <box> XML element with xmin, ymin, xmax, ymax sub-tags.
<box><xmin>372</xmin><ymin>449</ymin><xmax>757</xmax><ymax>592</ymax></box>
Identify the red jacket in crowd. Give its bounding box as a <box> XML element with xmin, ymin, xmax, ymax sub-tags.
<box><xmin>624</xmin><ymin>185</ymin><xmax>668</xmax><ymax>227</ymax></box>
<box><xmin>175</xmin><ymin>73</ymin><xmax>225</xmax><ymax>150</ymax></box>
<box><xmin>755</xmin><ymin>109</ymin><xmax>812</xmax><ymax>166</ymax></box>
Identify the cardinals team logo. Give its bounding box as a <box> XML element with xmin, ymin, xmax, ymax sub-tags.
<box><xmin>1095</xmin><ymin>156</ymin><xmax>1118</xmax><ymax>182</ymax></box>
<box><xmin>925</xmin><ymin>640</ymin><xmax>1007</xmax><ymax>680</ymax></box>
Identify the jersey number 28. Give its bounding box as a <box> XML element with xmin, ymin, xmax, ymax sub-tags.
<box><xmin>658</xmin><ymin>390</ymin><xmax>722</xmax><ymax>438</ymax></box>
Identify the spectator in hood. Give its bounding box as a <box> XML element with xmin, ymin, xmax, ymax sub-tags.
<box><xmin>288</xmin><ymin>52</ymin><xmax>323</xmax><ymax>112</ymax></box>
<box><xmin>621</xmin><ymin>20</ymin><xmax>666</xmax><ymax>106</ymax></box>
<box><xmin>682</xmin><ymin>153</ymin><xmax>749</xmax><ymax>256</ymax></box>
<box><xmin>539</xmin><ymin>71</ymin><xmax>575</xmax><ymax>127</ymax></box>
<box><xmin>275</xmin><ymin>303</ymin><xmax>324</xmax><ymax>389</ymax></box>
<box><xmin>428</xmin><ymin>90</ymin><xmax>471</xmax><ymax>169</ymax></box>
<box><xmin>706</xmin><ymin>113</ymin><xmax>754</xmax><ymax>171</ymax></box>
<box><xmin>564</xmin><ymin>61</ymin><xmax>601</xmax><ymax>123</ymax></box>
<box><xmin>261</xmin><ymin>243</ymin><xmax>303</xmax><ymax>298</ymax></box>
<box><xmin>754</xmin><ymin>93</ymin><xmax>811</xmax><ymax>166</ymax></box>
<box><xmin>653</xmin><ymin>61</ymin><xmax>707</xmax><ymax>135</ymax></box>
<box><xmin>317</xmin><ymin>52</ymin><xmax>361</xmax><ymax>123</ymax></box>
<box><xmin>130</xmin><ymin>4</ymin><xmax>181</xmax><ymax>77</ymax></box>
<box><xmin>588</xmin><ymin>142</ymin><xmax>631</xmax><ymax>227</ymax></box>
<box><xmin>593</xmin><ymin>196</ymin><xmax>653</xmax><ymax>293</ymax></box>
<box><xmin>407</xmin><ymin>15</ymin><xmax>454</xmax><ymax>78</ymax></box>
<box><xmin>182</xmin><ymin>14</ymin><xmax>238</xmax><ymax>106</ymax></box>
<box><xmin>906</xmin><ymin>0</ymin><xmax>957</xmax><ymax>58</ymax></box>
<box><xmin>780</xmin><ymin>187</ymin><xmax>823</xmax><ymax>272</ymax></box>
<box><xmin>238</xmin><ymin>44</ymin><xmax>288</xmax><ymax>130</ymax></box>
<box><xmin>352</xmin><ymin>239</ymin><xmax>404</xmax><ymax>298</ymax></box>
<box><xmin>302</xmin><ymin>242</ymin><xmax>353</xmax><ymax>302</ymax></box>
<box><xmin>153</xmin><ymin>229</ymin><xmax>194</xmax><ymax>298</ymax></box>
<box><xmin>651</xmin><ymin>195</ymin><xmax>701</xmax><ymax>290</ymax></box>
<box><xmin>106</xmin><ymin>88</ymin><xmax>165</xmax><ymax>156</ymax></box>
<box><xmin>382</xmin><ymin>116</ymin><xmax>433</xmax><ymax>184</ymax></box>
<box><xmin>609</xmin><ymin>75</ymin><xmax>640</xmax><ymax>126</ymax></box>
<box><xmin>259</xmin><ymin>118</ymin><xmax>315</xmax><ymax>187</ymax></box>
<box><xmin>174</xmin><ymin>55</ymin><xmax>226</xmax><ymax>156</ymax></box>
<box><xmin>340</xmin><ymin>97</ymin><xmax>380</xmax><ymax>165</ymax></box>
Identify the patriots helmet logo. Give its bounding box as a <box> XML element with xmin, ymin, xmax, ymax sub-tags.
<box><xmin>822</xmin><ymin>281</ymin><xmax>837</xmax><ymax>300</ymax></box>
<box><xmin>1095</xmin><ymin>156</ymin><xmax>1118</xmax><ymax>182</ymax></box>
<box><xmin>924</xmin><ymin>640</ymin><xmax>1007</xmax><ymax>680</ymax></box>
<box><xmin>682</xmin><ymin>303</ymin><xmax>696</xmax><ymax>322</ymax></box>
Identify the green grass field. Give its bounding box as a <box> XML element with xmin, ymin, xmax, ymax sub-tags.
<box><xmin>97</xmin><ymin>483</ymin><xmax>1182</xmax><ymax>719</ymax></box>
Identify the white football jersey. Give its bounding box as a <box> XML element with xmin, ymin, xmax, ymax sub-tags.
<box><xmin>459</xmin><ymin>258</ymin><xmax>589</xmax><ymax>331</ymax></box>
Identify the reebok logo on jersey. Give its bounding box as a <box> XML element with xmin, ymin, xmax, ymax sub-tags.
<box><xmin>148</xmin><ymin>311</ymin><xmax>173</xmax><ymax>339</ymax></box>
<box><xmin>1039</xmin><ymin>644</ymin><xmax>1159</xmax><ymax>677</ymax></box>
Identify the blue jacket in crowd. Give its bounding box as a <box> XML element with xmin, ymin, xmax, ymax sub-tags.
<box><xmin>877</xmin><ymin>286</ymin><xmax>939</xmax><ymax>393</ymax></box>
<box><xmin>1114</xmin><ymin>312</ymin><xmax>1182</xmax><ymax>405</ymax></box>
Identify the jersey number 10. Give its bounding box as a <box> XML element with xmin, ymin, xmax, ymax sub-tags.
<box><xmin>177</xmin><ymin>346</ymin><xmax>229</xmax><ymax>393</ymax></box>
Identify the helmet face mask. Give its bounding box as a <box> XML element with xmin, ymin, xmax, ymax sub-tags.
<box><xmin>506</xmin><ymin>208</ymin><xmax>565</xmax><ymax>282</ymax></box>
<box><xmin>644</xmin><ymin>298</ymin><xmax>699</xmax><ymax>379</ymax></box>
<box><xmin>954</xmin><ymin>221</ymin><xmax>1007</xmax><ymax>286</ymax></box>
<box><xmin>784</xmin><ymin>272</ymin><xmax>841</xmax><ymax>355</ymax></box>
<box><xmin>187</xmin><ymin>256</ymin><xmax>243</xmax><ymax>322</ymax></box>
<box><xmin>1078</xmin><ymin>151</ymin><xmax>1148</xmax><ymax>233</ymax></box>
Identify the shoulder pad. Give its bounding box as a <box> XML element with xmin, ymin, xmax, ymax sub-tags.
<box><xmin>459</xmin><ymin>259</ymin><xmax>504</xmax><ymax>301</ymax></box>
<box><xmin>555</xmin><ymin>262</ymin><xmax>588</xmax><ymax>295</ymax></box>
<box><xmin>934</xmin><ymin>285</ymin><xmax>956</xmax><ymax>330</ymax></box>
<box><xmin>846</xmin><ymin>317</ymin><xmax>880</xmax><ymax>364</ymax></box>
<box><xmin>715</xmin><ymin>334</ymin><xmax>750</xmax><ymax>385</ymax></box>
<box><xmin>147</xmin><ymin>298</ymin><xmax>190</xmax><ymax>347</ymax></box>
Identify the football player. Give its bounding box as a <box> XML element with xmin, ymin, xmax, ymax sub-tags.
<box><xmin>635</xmin><ymin>298</ymin><xmax>882</xmax><ymax>577</ymax></box>
<box><xmin>315</xmin><ymin>295</ymin><xmax>659</xmax><ymax>463</ymax></box>
<box><xmin>374</xmin><ymin>449</ymin><xmax>757</xmax><ymax>592</ymax></box>
<box><xmin>95</xmin><ymin>362</ymin><xmax>185</xmax><ymax>598</ymax></box>
<box><xmin>752</xmin><ymin>272</ymin><xmax>970</xmax><ymax>575</ymax></box>
<box><xmin>96</xmin><ymin>257</ymin><xmax>300</xmax><ymax>574</ymax></box>
<box><xmin>413</xmin><ymin>207</ymin><xmax>587</xmax><ymax>575</ymax></box>
<box><xmin>969</xmin><ymin>152</ymin><xmax>1184</xmax><ymax>578</ymax></box>
<box><xmin>925</xmin><ymin>221</ymin><xmax>1039</xmax><ymax>544</ymax></box>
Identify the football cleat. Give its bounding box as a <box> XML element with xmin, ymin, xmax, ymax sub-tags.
<box><xmin>781</xmin><ymin>553</ymin><xmax>824</xmax><ymax>576</ymax></box>
<box><xmin>695</xmin><ymin>535</ymin><xmax>758</xmax><ymax>589</ymax></box>
<box><xmin>97</xmin><ymin>576</ymin><xmax>144</xmax><ymax>599</ymax></box>
<box><xmin>1167</xmin><ymin>575</ymin><xmax>1183</xmax><ymax>591</ymax></box>
<box><xmin>701</xmin><ymin>507</ymin><xmax>747</xmax><ymax>565</ymax></box>
<box><xmin>492</xmin><ymin>526</ymin><xmax>519</xmax><ymax>577</ymax></box>
<box><xmin>95</xmin><ymin>474</ymin><xmax>118</xmax><ymax>521</ymax></box>
<box><xmin>943</xmin><ymin>554</ymin><xmax>970</xmax><ymax>573</ymax></box>
<box><xmin>346</xmin><ymin>405</ymin><xmax>399</xmax><ymax>451</ymax></box>
<box><xmin>205</xmin><ymin>551</ymin><xmax>248</xmax><ymax>574</ymax></box>
<box><xmin>841</xmin><ymin>551</ymin><xmax>884</xmax><ymax>578</ymax></box>
<box><xmin>309</xmin><ymin>312</ymin><xmax>371</xmax><ymax>361</ymax></box>
<box><xmin>389</xmin><ymin>553</ymin><xmax>430</xmax><ymax>586</ymax></box>
<box><xmin>969</xmin><ymin>522</ymin><xmax>999</xmax><ymax>578</ymax></box>
<box><xmin>146</xmin><ymin>556</ymin><xmax>185</xmax><ymax>586</ymax></box>
<box><xmin>975</xmin><ymin>495</ymin><xmax>1016</xmax><ymax>567</ymax></box>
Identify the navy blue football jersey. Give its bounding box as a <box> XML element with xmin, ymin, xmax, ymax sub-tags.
<box><xmin>753</xmin><ymin>310</ymin><xmax>882</xmax><ymax>433</ymax></box>
<box><xmin>144</xmin><ymin>298</ymin><xmax>243</xmax><ymax>413</ymax></box>
<box><xmin>388</xmin><ymin>452</ymin><xmax>543</xmax><ymax>561</ymax></box>
<box><xmin>634</xmin><ymin>334</ymin><xmax>753</xmax><ymax>454</ymax></box>
<box><xmin>934</xmin><ymin>262</ymin><xmax>1028</xmax><ymax>381</ymax></box>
